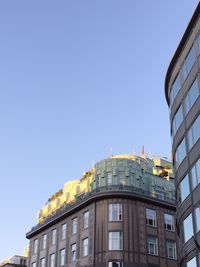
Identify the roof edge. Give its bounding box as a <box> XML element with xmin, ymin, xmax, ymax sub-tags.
<box><xmin>164</xmin><ymin>2</ymin><xmax>200</xmax><ymax>106</ymax></box>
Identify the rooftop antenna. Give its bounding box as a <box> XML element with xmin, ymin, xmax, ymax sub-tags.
<box><xmin>141</xmin><ymin>145</ymin><xmax>145</xmax><ymax>158</ymax></box>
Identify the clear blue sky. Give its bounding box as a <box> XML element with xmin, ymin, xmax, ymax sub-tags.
<box><xmin>0</xmin><ymin>0</ymin><xmax>198</xmax><ymax>261</ymax></box>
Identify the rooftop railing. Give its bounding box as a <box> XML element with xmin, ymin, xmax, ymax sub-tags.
<box><xmin>29</xmin><ymin>185</ymin><xmax>175</xmax><ymax>234</ymax></box>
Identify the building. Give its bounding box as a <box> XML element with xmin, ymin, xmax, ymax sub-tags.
<box><xmin>165</xmin><ymin>3</ymin><xmax>200</xmax><ymax>267</ymax></box>
<box><xmin>0</xmin><ymin>256</ymin><xmax>27</xmax><ymax>267</ymax></box>
<box><xmin>26</xmin><ymin>154</ymin><xmax>178</xmax><ymax>267</ymax></box>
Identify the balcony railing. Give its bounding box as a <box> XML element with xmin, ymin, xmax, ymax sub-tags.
<box><xmin>29</xmin><ymin>185</ymin><xmax>175</xmax><ymax>233</ymax></box>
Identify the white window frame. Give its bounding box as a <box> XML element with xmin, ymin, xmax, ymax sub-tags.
<box><xmin>146</xmin><ymin>208</ymin><xmax>157</xmax><ymax>227</ymax></box>
<box><xmin>108</xmin><ymin>231</ymin><xmax>123</xmax><ymax>250</ymax></box>
<box><xmin>72</xmin><ymin>218</ymin><xmax>77</xmax><ymax>234</ymax></box>
<box><xmin>109</xmin><ymin>203</ymin><xmax>122</xmax><ymax>221</ymax></box>
<box><xmin>82</xmin><ymin>238</ymin><xmax>89</xmax><ymax>257</ymax></box>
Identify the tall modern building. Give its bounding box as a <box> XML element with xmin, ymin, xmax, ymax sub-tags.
<box><xmin>26</xmin><ymin>154</ymin><xmax>178</xmax><ymax>267</ymax></box>
<box><xmin>165</xmin><ymin>3</ymin><xmax>200</xmax><ymax>267</ymax></box>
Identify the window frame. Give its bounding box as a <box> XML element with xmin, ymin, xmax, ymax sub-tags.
<box><xmin>72</xmin><ymin>217</ymin><xmax>78</xmax><ymax>235</ymax></box>
<box><xmin>108</xmin><ymin>231</ymin><xmax>123</xmax><ymax>251</ymax></box>
<box><xmin>109</xmin><ymin>203</ymin><xmax>123</xmax><ymax>222</ymax></box>
<box><xmin>82</xmin><ymin>237</ymin><xmax>89</xmax><ymax>257</ymax></box>
<box><xmin>166</xmin><ymin>240</ymin><xmax>177</xmax><ymax>260</ymax></box>
<box><xmin>164</xmin><ymin>213</ymin><xmax>175</xmax><ymax>232</ymax></box>
<box><xmin>146</xmin><ymin>208</ymin><xmax>157</xmax><ymax>227</ymax></box>
<box><xmin>147</xmin><ymin>236</ymin><xmax>158</xmax><ymax>256</ymax></box>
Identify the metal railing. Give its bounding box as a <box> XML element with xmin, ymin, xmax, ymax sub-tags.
<box><xmin>29</xmin><ymin>185</ymin><xmax>175</xmax><ymax>233</ymax></box>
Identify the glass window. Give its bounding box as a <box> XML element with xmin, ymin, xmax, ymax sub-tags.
<box><xmin>60</xmin><ymin>249</ymin><xmax>65</xmax><ymax>266</ymax></box>
<box><xmin>175</xmin><ymin>138</ymin><xmax>186</xmax><ymax>168</ymax></box>
<box><xmin>170</xmin><ymin>73</ymin><xmax>181</xmax><ymax>105</ymax></box>
<box><xmin>108</xmin><ymin>262</ymin><xmax>122</xmax><ymax>267</ymax></box>
<box><xmin>191</xmin><ymin>158</ymin><xmax>200</xmax><ymax>189</ymax></box>
<box><xmin>50</xmin><ymin>254</ymin><xmax>55</xmax><ymax>267</ymax></box>
<box><xmin>187</xmin><ymin>256</ymin><xmax>197</xmax><ymax>267</ymax></box>
<box><xmin>166</xmin><ymin>241</ymin><xmax>176</xmax><ymax>259</ymax></box>
<box><xmin>195</xmin><ymin>207</ymin><xmax>200</xmax><ymax>233</ymax></box>
<box><xmin>109</xmin><ymin>203</ymin><xmax>122</xmax><ymax>221</ymax></box>
<box><xmin>183</xmin><ymin>213</ymin><xmax>194</xmax><ymax>243</ymax></box>
<box><xmin>107</xmin><ymin>172</ymin><xmax>112</xmax><ymax>185</ymax></box>
<box><xmin>83</xmin><ymin>211</ymin><xmax>89</xmax><ymax>229</ymax></box>
<box><xmin>188</xmin><ymin>115</ymin><xmax>200</xmax><ymax>150</ymax></box>
<box><xmin>71</xmin><ymin>243</ymin><xmax>76</xmax><ymax>262</ymax></box>
<box><xmin>40</xmin><ymin>258</ymin><xmax>45</xmax><ymax>267</ymax></box>
<box><xmin>108</xmin><ymin>232</ymin><xmax>123</xmax><ymax>250</ymax></box>
<box><xmin>147</xmin><ymin>237</ymin><xmax>158</xmax><ymax>255</ymax></box>
<box><xmin>82</xmin><ymin>238</ymin><xmax>89</xmax><ymax>257</ymax></box>
<box><xmin>172</xmin><ymin>104</ymin><xmax>183</xmax><ymax>136</ymax></box>
<box><xmin>51</xmin><ymin>229</ymin><xmax>56</xmax><ymax>245</ymax></box>
<box><xmin>33</xmin><ymin>239</ymin><xmax>38</xmax><ymax>254</ymax></box>
<box><xmin>164</xmin><ymin>214</ymin><xmax>175</xmax><ymax>231</ymax></box>
<box><xmin>72</xmin><ymin>217</ymin><xmax>77</xmax><ymax>234</ymax></box>
<box><xmin>179</xmin><ymin>174</ymin><xmax>190</xmax><ymax>202</ymax></box>
<box><xmin>42</xmin><ymin>234</ymin><xmax>47</xmax><ymax>250</ymax></box>
<box><xmin>146</xmin><ymin>208</ymin><xmax>157</xmax><ymax>227</ymax></box>
<box><xmin>198</xmin><ymin>32</ymin><xmax>200</xmax><ymax>52</ymax></box>
<box><xmin>61</xmin><ymin>223</ymin><xmax>66</xmax><ymax>240</ymax></box>
<box><xmin>185</xmin><ymin>78</ymin><xmax>199</xmax><ymax>114</ymax></box>
<box><xmin>182</xmin><ymin>45</ymin><xmax>196</xmax><ymax>81</ymax></box>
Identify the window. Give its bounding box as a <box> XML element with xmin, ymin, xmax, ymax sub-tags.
<box><xmin>166</xmin><ymin>241</ymin><xmax>176</xmax><ymax>259</ymax></box>
<box><xmin>182</xmin><ymin>45</ymin><xmax>196</xmax><ymax>81</ymax></box>
<box><xmin>170</xmin><ymin>73</ymin><xmax>181</xmax><ymax>105</ymax></box>
<box><xmin>83</xmin><ymin>211</ymin><xmax>89</xmax><ymax>229</ymax></box>
<box><xmin>108</xmin><ymin>262</ymin><xmax>122</xmax><ymax>267</ymax></box>
<box><xmin>42</xmin><ymin>234</ymin><xmax>47</xmax><ymax>250</ymax></box>
<box><xmin>51</xmin><ymin>229</ymin><xmax>56</xmax><ymax>245</ymax></box>
<box><xmin>185</xmin><ymin>78</ymin><xmax>199</xmax><ymax>114</ymax></box>
<box><xmin>175</xmin><ymin>138</ymin><xmax>186</xmax><ymax>168</ymax></box>
<box><xmin>32</xmin><ymin>263</ymin><xmax>36</xmax><ymax>267</ymax></box>
<box><xmin>109</xmin><ymin>203</ymin><xmax>122</xmax><ymax>221</ymax></box>
<box><xmin>33</xmin><ymin>239</ymin><xmax>38</xmax><ymax>254</ymax></box>
<box><xmin>179</xmin><ymin>174</ymin><xmax>190</xmax><ymax>202</ymax></box>
<box><xmin>195</xmin><ymin>207</ymin><xmax>200</xmax><ymax>233</ymax></box>
<box><xmin>40</xmin><ymin>258</ymin><xmax>45</xmax><ymax>267</ymax></box>
<box><xmin>60</xmin><ymin>249</ymin><xmax>65</xmax><ymax>266</ymax></box>
<box><xmin>61</xmin><ymin>223</ymin><xmax>66</xmax><ymax>240</ymax></box>
<box><xmin>187</xmin><ymin>256</ymin><xmax>197</xmax><ymax>267</ymax></box>
<box><xmin>119</xmin><ymin>172</ymin><xmax>125</xmax><ymax>185</ymax></box>
<box><xmin>71</xmin><ymin>243</ymin><xmax>76</xmax><ymax>262</ymax></box>
<box><xmin>183</xmin><ymin>213</ymin><xmax>194</xmax><ymax>243</ymax></box>
<box><xmin>82</xmin><ymin>238</ymin><xmax>89</xmax><ymax>257</ymax></box>
<box><xmin>188</xmin><ymin>115</ymin><xmax>200</xmax><ymax>150</ymax></box>
<box><xmin>109</xmin><ymin>232</ymin><xmax>123</xmax><ymax>250</ymax></box>
<box><xmin>198</xmin><ymin>32</ymin><xmax>200</xmax><ymax>52</ymax></box>
<box><xmin>50</xmin><ymin>254</ymin><xmax>55</xmax><ymax>267</ymax></box>
<box><xmin>172</xmin><ymin>104</ymin><xmax>183</xmax><ymax>136</ymax></box>
<box><xmin>107</xmin><ymin>172</ymin><xmax>112</xmax><ymax>185</ymax></box>
<box><xmin>147</xmin><ymin>237</ymin><xmax>158</xmax><ymax>255</ymax></box>
<box><xmin>164</xmin><ymin>214</ymin><xmax>175</xmax><ymax>231</ymax></box>
<box><xmin>72</xmin><ymin>218</ymin><xmax>77</xmax><ymax>234</ymax></box>
<box><xmin>191</xmin><ymin>158</ymin><xmax>200</xmax><ymax>189</ymax></box>
<box><xmin>146</xmin><ymin>208</ymin><xmax>157</xmax><ymax>227</ymax></box>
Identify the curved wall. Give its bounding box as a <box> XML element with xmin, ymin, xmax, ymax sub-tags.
<box><xmin>165</xmin><ymin>3</ymin><xmax>200</xmax><ymax>266</ymax></box>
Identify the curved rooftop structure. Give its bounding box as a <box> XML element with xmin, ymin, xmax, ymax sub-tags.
<box><xmin>36</xmin><ymin>154</ymin><xmax>175</xmax><ymax>224</ymax></box>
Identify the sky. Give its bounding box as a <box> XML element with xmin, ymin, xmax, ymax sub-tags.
<box><xmin>0</xmin><ymin>0</ymin><xmax>198</xmax><ymax>262</ymax></box>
